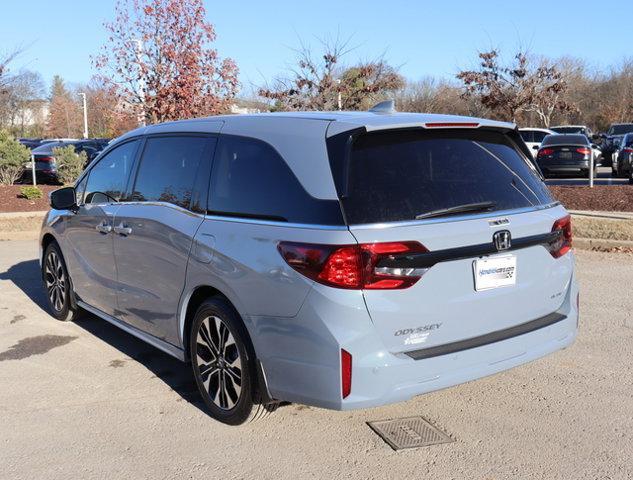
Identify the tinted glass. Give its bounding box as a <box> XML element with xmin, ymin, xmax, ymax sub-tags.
<box><xmin>131</xmin><ymin>136</ymin><xmax>210</xmax><ymax>209</ymax></box>
<box><xmin>84</xmin><ymin>140</ymin><xmax>138</xmax><ymax>204</ymax></box>
<box><xmin>533</xmin><ymin>131</ymin><xmax>548</xmax><ymax>142</ymax></box>
<box><xmin>331</xmin><ymin>129</ymin><xmax>553</xmax><ymax>225</ymax></box>
<box><xmin>609</xmin><ymin>124</ymin><xmax>633</xmax><ymax>135</ymax></box>
<box><xmin>625</xmin><ymin>135</ymin><xmax>633</xmax><ymax>147</ymax></box>
<box><xmin>208</xmin><ymin>135</ymin><xmax>343</xmax><ymax>224</ymax></box>
<box><xmin>551</xmin><ymin>127</ymin><xmax>583</xmax><ymax>134</ymax></box>
<box><xmin>541</xmin><ymin>134</ymin><xmax>588</xmax><ymax>146</ymax></box>
<box><xmin>519</xmin><ymin>131</ymin><xmax>533</xmax><ymax>142</ymax></box>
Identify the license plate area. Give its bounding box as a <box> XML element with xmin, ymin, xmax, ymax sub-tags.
<box><xmin>559</xmin><ymin>151</ymin><xmax>572</xmax><ymax>159</ymax></box>
<box><xmin>473</xmin><ymin>254</ymin><xmax>517</xmax><ymax>291</ymax></box>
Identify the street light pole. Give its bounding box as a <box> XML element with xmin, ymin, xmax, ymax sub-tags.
<box><xmin>78</xmin><ymin>92</ymin><xmax>88</xmax><ymax>138</ymax></box>
<box><xmin>133</xmin><ymin>38</ymin><xmax>146</xmax><ymax>127</ymax></box>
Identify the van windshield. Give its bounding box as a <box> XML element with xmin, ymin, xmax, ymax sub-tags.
<box><xmin>328</xmin><ymin>129</ymin><xmax>554</xmax><ymax>225</ymax></box>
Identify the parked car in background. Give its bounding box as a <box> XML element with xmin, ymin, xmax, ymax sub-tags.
<box><xmin>24</xmin><ymin>139</ymin><xmax>110</xmax><ymax>184</ymax></box>
<box><xmin>613</xmin><ymin>133</ymin><xmax>633</xmax><ymax>179</ymax></box>
<box><xmin>537</xmin><ymin>134</ymin><xmax>596</xmax><ymax>178</ymax></box>
<box><xmin>611</xmin><ymin>137</ymin><xmax>623</xmax><ymax>176</ymax></box>
<box><xmin>549</xmin><ymin>125</ymin><xmax>602</xmax><ymax>165</ymax></box>
<box><xmin>519</xmin><ymin>128</ymin><xmax>554</xmax><ymax>158</ymax></box>
<box><xmin>601</xmin><ymin>123</ymin><xmax>633</xmax><ymax>167</ymax></box>
<box><xmin>41</xmin><ymin>110</ymin><xmax>578</xmax><ymax>425</ymax></box>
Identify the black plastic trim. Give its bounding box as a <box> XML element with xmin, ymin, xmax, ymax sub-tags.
<box><xmin>404</xmin><ymin>311</ymin><xmax>566</xmax><ymax>360</ymax></box>
<box><xmin>378</xmin><ymin>231</ymin><xmax>560</xmax><ymax>269</ymax></box>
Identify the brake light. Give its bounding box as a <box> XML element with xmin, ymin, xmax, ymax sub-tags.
<box><xmin>576</xmin><ymin>147</ymin><xmax>591</xmax><ymax>155</ymax></box>
<box><xmin>538</xmin><ymin>148</ymin><xmax>554</xmax><ymax>157</ymax></box>
<box><xmin>341</xmin><ymin>349</ymin><xmax>352</xmax><ymax>399</ymax></box>
<box><xmin>424</xmin><ymin>122</ymin><xmax>479</xmax><ymax>128</ymax></box>
<box><xmin>37</xmin><ymin>156</ymin><xmax>54</xmax><ymax>163</ymax></box>
<box><xmin>548</xmin><ymin>215</ymin><xmax>572</xmax><ymax>258</ymax></box>
<box><xmin>622</xmin><ymin>148</ymin><xmax>633</xmax><ymax>153</ymax></box>
<box><xmin>277</xmin><ymin>241</ymin><xmax>428</xmax><ymax>289</ymax></box>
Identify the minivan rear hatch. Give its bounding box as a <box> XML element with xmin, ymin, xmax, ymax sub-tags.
<box><xmin>327</xmin><ymin>127</ymin><xmax>573</xmax><ymax>354</ymax></box>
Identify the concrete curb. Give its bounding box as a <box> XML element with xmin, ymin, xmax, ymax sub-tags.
<box><xmin>0</xmin><ymin>210</ymin><xmax>48</xmax><ymax>219</ymax></box>
<box><xmin>569</xmin><ymin>210</ymin><xmax>633</xmax><ymax>220</ymax></box>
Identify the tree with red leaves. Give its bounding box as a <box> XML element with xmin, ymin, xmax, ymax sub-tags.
<box><xmin>95</xmin><ymin>0</ymin><xmax>239</xmax><ymax>124</ymax></box>
<box><xmin>456</xmin><ymin>50</ymin><xmax>576</xmax><ymax>127</ymax></box>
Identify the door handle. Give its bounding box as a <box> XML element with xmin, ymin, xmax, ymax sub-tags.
<box><xmin>95</xmin><ymin>222</ymin><xmax>112</xmax><ymax>234</ymax></box>
<box><xmin>114</xmin><ymin>223</ymin><xmax>133</xmax><ymax>236</ymax></box>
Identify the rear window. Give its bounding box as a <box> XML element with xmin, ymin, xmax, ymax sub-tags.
<box><xmin>551</xmin><ymin>127</ymin><xmax>583</xmax><ymax>134</ymax></box>
<box><xmin>541</xmin><ymin>134</ymin><xmax>588</xmax><ymax>146</ymax></box>
<box><xmin>328</xmin><ymin>129</ymin><xmax>554</xmax><ymax>225</ymax></box>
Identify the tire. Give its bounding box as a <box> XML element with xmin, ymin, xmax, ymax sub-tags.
<box><xmin>190</xmin><ymin>297</ymin><xmax>275</xmax><ymax>425</ymax></box>
<box><xmin>42</xmin><ymin>242</ymin><xmax>81</xmax><ymax>321</ymax></box>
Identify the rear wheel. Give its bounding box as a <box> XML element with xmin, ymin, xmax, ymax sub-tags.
<box><xmin>42</xmin><ymin>242</ymin><xmax>81</xmax><ymax>321</ymax></box>
<box><xmin>190</xmin><ymin>297</ymin><xmax>276</xmax><ymax>425</ymax></box>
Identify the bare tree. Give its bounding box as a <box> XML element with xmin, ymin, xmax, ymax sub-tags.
<box><xmin>259</xmin><ymin>38</ymin><xmax>404</xmax><ymax>111</ymax></box>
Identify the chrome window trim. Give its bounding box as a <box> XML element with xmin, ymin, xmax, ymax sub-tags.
<box><xmin>202</xmin><ymin>214</ymin><xmax>348</xmax><ymax>231</ymax></box>
<box><xmin>199</xmin><ymin>202</ymin><xmax>561</xmax><ymax>231</ymax></box>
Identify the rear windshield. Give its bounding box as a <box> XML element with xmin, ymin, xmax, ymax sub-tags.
<box><xmin>328</xmin><ymin>129</ymin><xmax>554</xmax><ymax>225</ymax></box>
<box><xmin>551</xmin><ymin>127</ymin><xmax>584</xmax><ymax>134</ymax></box>
<box><xmin>541</xmin><ymin>134</ymin><xmax>588</xmax><ymax>146</ymax></box>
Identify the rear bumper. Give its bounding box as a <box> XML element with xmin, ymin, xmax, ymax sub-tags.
<box><xmin>254</xmin><ymin>264</ymin><xmax>579</xmax><ymax>411</ymax></box>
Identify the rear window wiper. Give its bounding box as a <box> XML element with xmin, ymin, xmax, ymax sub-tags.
<box><xmin>415</xmin><ymin>201</ymin><xmax>496</xmax><ymax>220</ymax></box>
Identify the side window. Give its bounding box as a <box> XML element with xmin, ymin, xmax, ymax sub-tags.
<box><xmin>131</xmin><ymin>136</ymin><xmax>210</xmax><ymax>210</ymax></box>
<box><xmin>85</xmin><ymin>140</ymin><xmax>139</xmax><ymax>204</ymax></box>
<box><xmin>520</xmin><ymin>131</ymin><xmax>533</xmax><ymax>143</ymax></box>
<box><xmin>533</xmin><ymin>131</ymin><xmax>547</xmax><ymax>142</ymax></box>
<box><xmin>208</xmin><ymin>135</ymin><xmax>343</xmax><ymax>224</ymax></box>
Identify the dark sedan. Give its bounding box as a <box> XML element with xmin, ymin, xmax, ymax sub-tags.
<box><xmin>24</xmin><ymin>139</ymin><xmax>109</xmax><ymax>184</ymax></box>
<box><xmin>536</xmin><ymin>134</ymin><xmax>596</xmax><ymax>178</ymax></box>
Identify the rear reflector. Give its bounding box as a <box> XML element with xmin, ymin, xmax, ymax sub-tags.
<box><xmin>548</xmin><ymin>215</ymin><xmax>572</xmax><ymax>258</ymax></box>
<box><xmin>424</xmin><ymin>122</ymin><xmax>479</xmax><ymax>128</ymax></box>
<box><xmin>278</xmin><ymin>241</ymin><xmax>428</xmax><ymax>289</ymax></box>
<box><xmin>341</xmin><ymin>349</ymin><xmax>352</xmax><ymax>399</ymax></box>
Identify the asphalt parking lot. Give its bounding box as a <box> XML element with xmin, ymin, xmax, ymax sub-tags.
<box><xmin>1</xmin><ymin>239</ymin><xmax>632</xmax><ymax>480</ymax></box>
<box><xmin>545</xmin><ymin>166</ymin><xmax>629</xmax><ymax>186</ymax></box>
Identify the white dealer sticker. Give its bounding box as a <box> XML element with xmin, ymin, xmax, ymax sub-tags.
<box><xmin>473</xmin><ymin>254</ymin><xmax>517</xmax><ymax>291</ymax></box>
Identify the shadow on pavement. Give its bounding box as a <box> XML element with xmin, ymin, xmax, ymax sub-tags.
<box><xmin>0</xmin><ymin>259</ymin><xmax>48</xmax><ymax>313</ymax></box>
<box><xmin>1</xmin><ymin>259</ymin><xmax>206</xmax><ymax>414</ymax></box>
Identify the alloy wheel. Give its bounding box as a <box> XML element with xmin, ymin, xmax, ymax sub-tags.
<box><xmin>44</xmin><ymin>251</ymin><xmax>66</xmax><ymax>312</ymax></box>
<box><xmin>195</xmin><ymin>316</ymin><xmax>242</xmax><ymax>410</ymax></box>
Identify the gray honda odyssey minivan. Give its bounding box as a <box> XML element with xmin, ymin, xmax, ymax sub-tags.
<box><xmin>41</xmin><ymin>107</ymin><xmax>578</xmax><ymax>425</ymax></box>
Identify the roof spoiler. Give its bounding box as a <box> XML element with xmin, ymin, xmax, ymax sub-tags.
<box><xmin>368</xmin><ymin>100</ymin><xmax>396</xmax><ymax>114</ymax></box>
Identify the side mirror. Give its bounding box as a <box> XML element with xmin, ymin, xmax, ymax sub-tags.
<box><xmin>50</xmin><ymin>186</ymin><xmax>77</xmax><ymax>211</ymax></box>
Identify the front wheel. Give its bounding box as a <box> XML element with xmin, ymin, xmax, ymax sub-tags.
<box><xmin>42</xmin><ymin>242</ymin><xmax>81</xmax><ymax>322</ymax></box>
<box><xmin>190</xmin><ymin>297</ymin><xmax>266</xmax><ymax>425</ymax></box>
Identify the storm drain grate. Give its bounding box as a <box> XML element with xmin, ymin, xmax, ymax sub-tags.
<box><xmin>367</xmin><ymin>416</ymin><xmax>454</xmax><ymax>451</ymax></box>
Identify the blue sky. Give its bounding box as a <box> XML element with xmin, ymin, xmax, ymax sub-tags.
<box><xmin>2</xmin><ymin>0</ymin><xmax>632</xmax><ymax>94</ymax></box>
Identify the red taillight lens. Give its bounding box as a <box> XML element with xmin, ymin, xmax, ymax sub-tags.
<box><xmin>341</xmin><ymin>349</ymin><xmax>352</xmax><ymax>399</ymax></box>
<box><xmin>622</xmin><ymin>148</ymin><xmax>633</xmax><ymax>153</ymax></box>
<box><xmin>548</xmin><ymin>215</ymin><xmax>572</xmax><ymax>258</ymax></box>
<box><xmin>37</xmin><ymin>156</ymin><xmax>54</xmax><ymax>163</ymax></box>
<box><xmin>278</xmin><ymin>241</ymin><xmax>427</xmax><ymax>289</ymax></box>
<box><xmin>576</xmin><ymin>147</ymin><xmax>591</xmax><ymax>155</ymax></box>
<box><xmin>538</xmin><ymin>148</ymin><xmax>554</xmax><ymax>157</ymax></box>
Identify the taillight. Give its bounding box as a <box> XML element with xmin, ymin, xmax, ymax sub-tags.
<box><xmin>37</xmin><ymin>156</ymin><xmax>54</xmax><ymax>163</ymax></box>
<box><xmin>341</xmin><ymin>349</ymin><xmax>352</xmax><ymax>399</ymax></box>
<box><xmin>576</xmin><ymin>147</ymin><xmax>591</xmax><ymax>155</ymax></box>
<box><xmin>622</xmin><ymin>148</ymin><xmax>633</xmax><ymax>153</ymax></box>
<box><xmin>277</xmin><ymin>241</ymin><xmax>428</xmax><ymax>289</ymax></box>
<box><xmin>548</xmin><ymin>215</ymin><xmax>572</xmax><ymax>258</ymax></box>
<box><xmin>538</xmin><ymin>148</ymin><xmax>554</xmax><ymax>157</ymax></box>
<box><xmin>424</xmin><ymin>122</ymin><xmax>479</xmax><ymax>128</ymax></box>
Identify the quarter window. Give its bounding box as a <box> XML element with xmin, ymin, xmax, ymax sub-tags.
<box><xmin>84</xmin><ymin>140</ymin><xmax>139</xmax><ymax>204</ymax></box>
<box><xmin>208</xmin><ymin>135</ymin><xmax>343</xmax><ymax>224</ymax></box>
<box><xmin>131</xmin><ymin>136</ymin><xmax>211</xmax><ymax>210</ymax></box>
